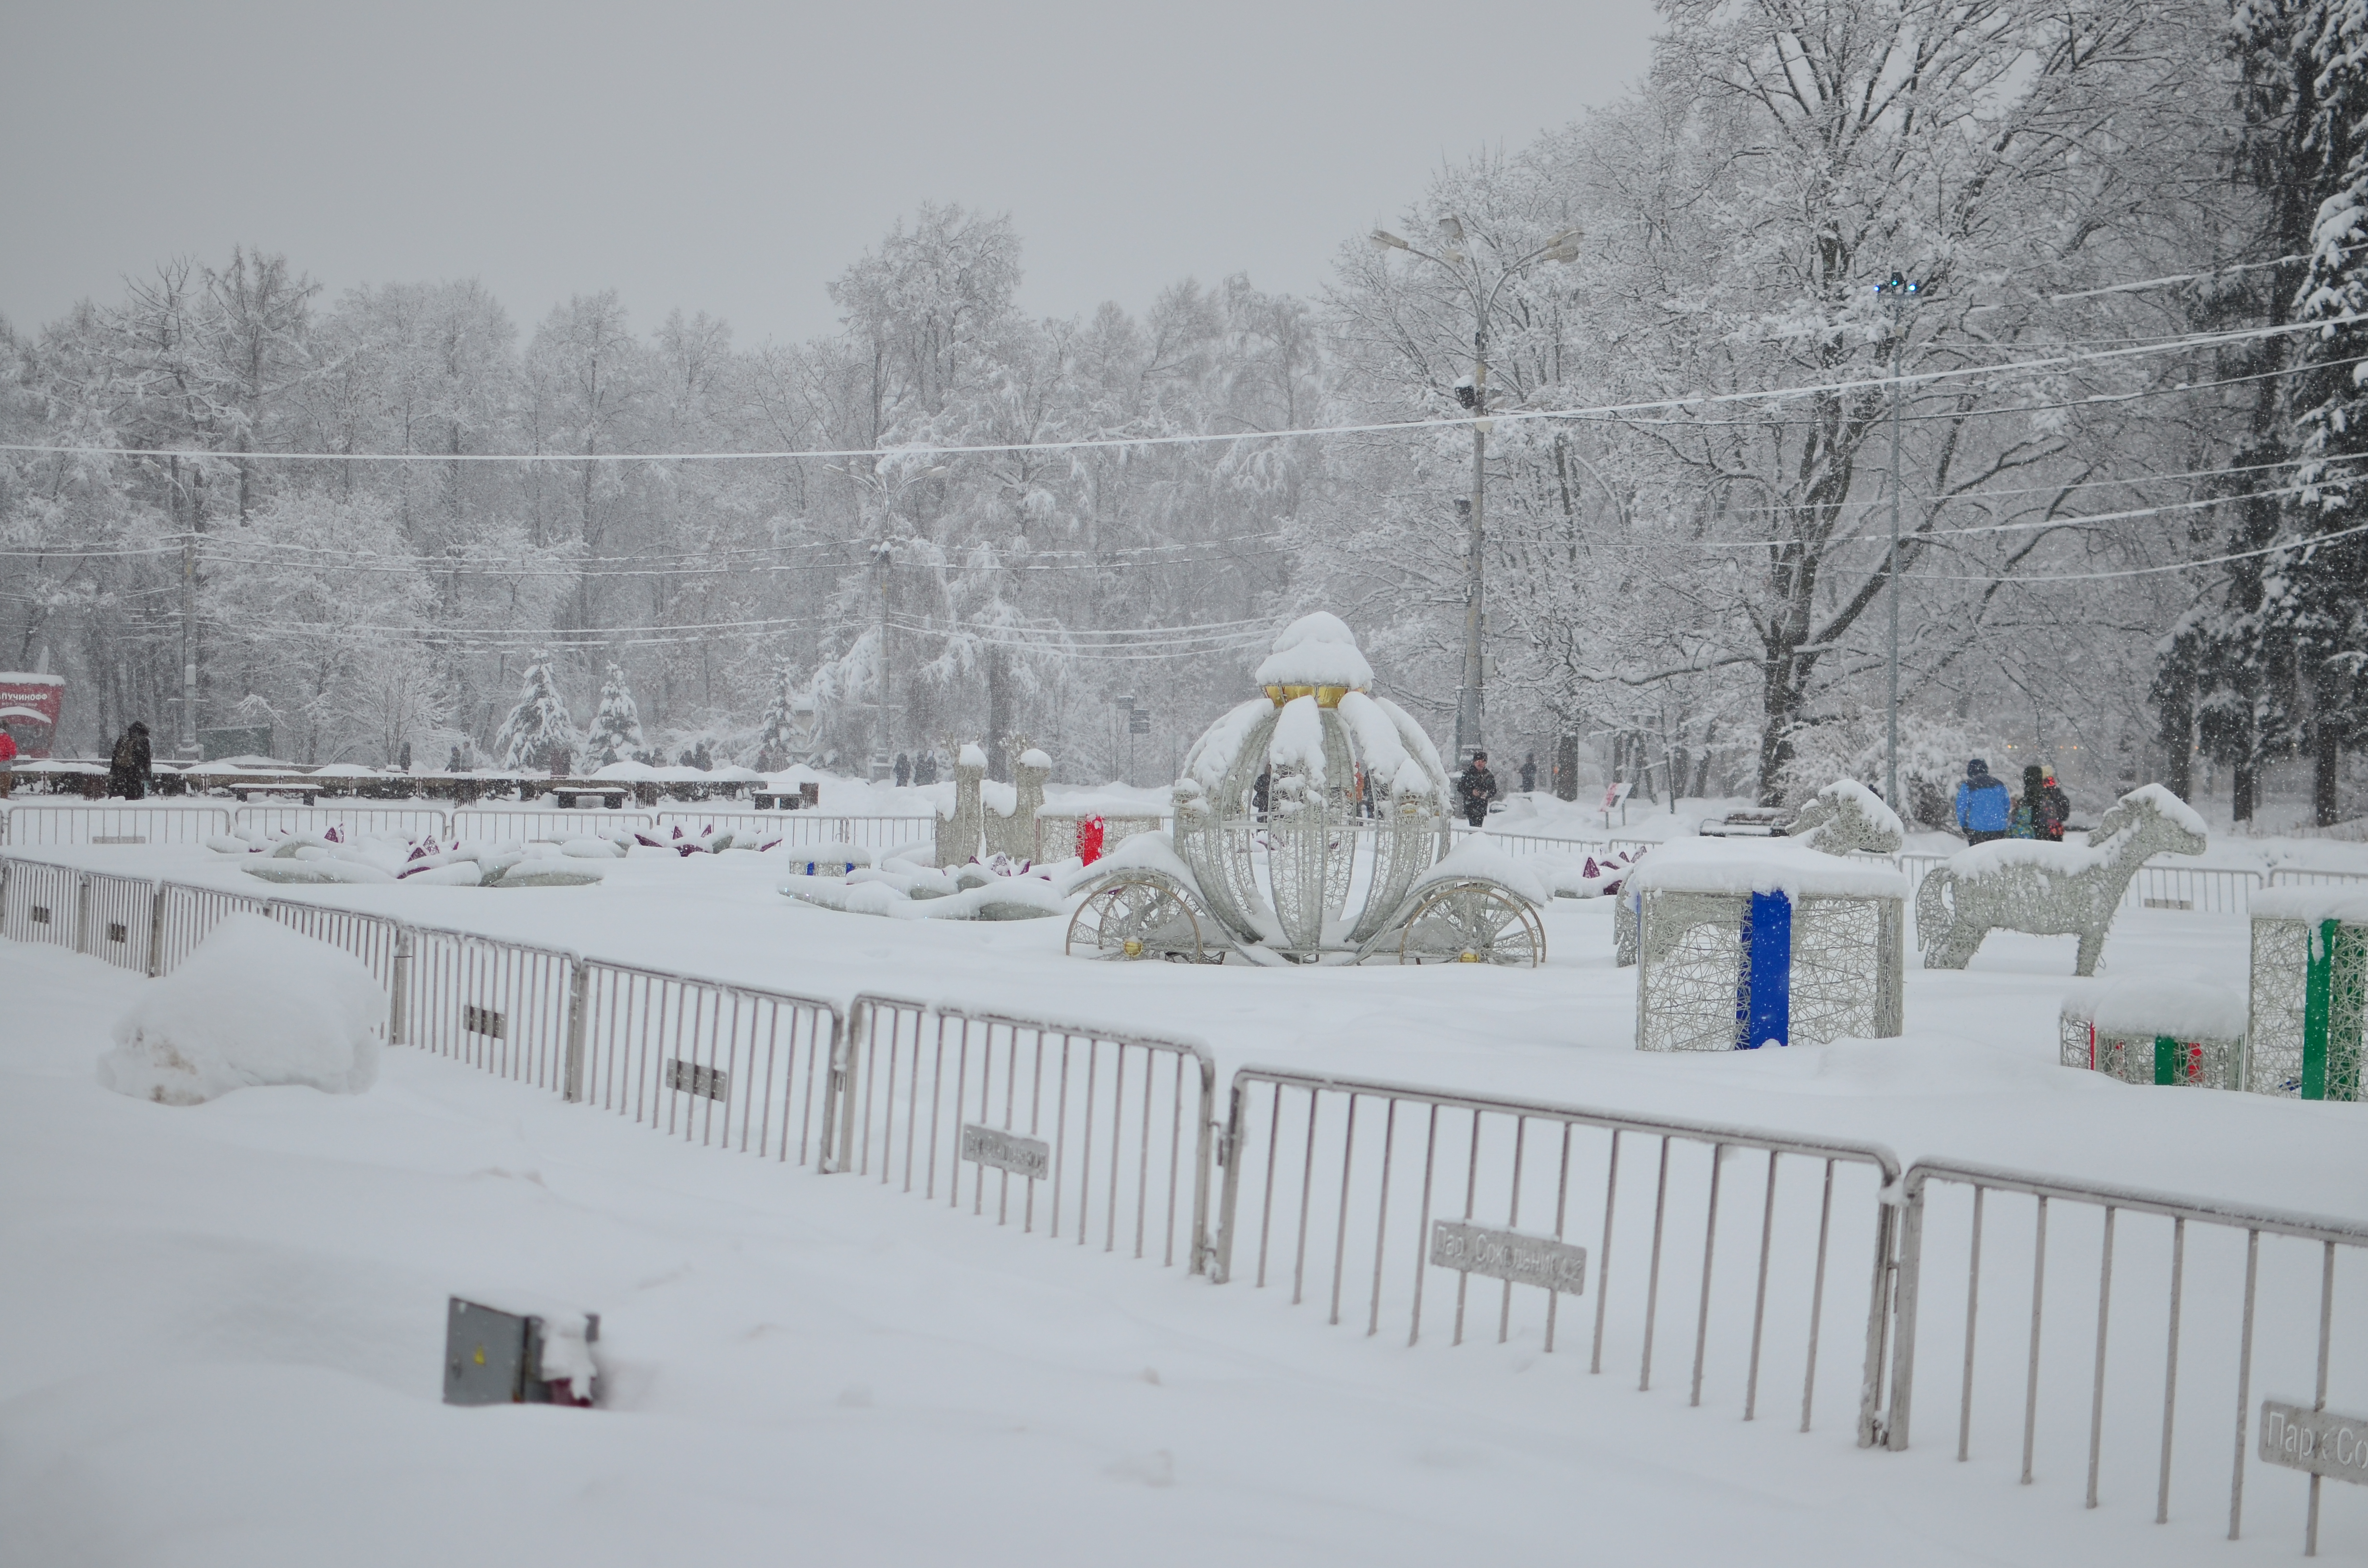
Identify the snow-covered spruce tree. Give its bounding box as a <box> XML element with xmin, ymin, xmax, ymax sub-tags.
<box><xmin>2290</xmin><ymin>0</ymin><xmax>2368</xmax><ymax>824</ymax></box>
<box><xmin>751</xmin><ymin>659</ymin><xmax>803</xmax><ymax>772</ymax></box>
<box><xmin>586</xmin><ymin>662</ymin><xmax>643</xmax><ymax>766</ymax></box>
<box><xmin>493</xmin><ymin>653</ymin><xmax>578</xmax><ymax>773</ymax></box>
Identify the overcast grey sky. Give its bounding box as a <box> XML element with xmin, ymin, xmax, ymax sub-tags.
<box><xmin>1</xmin><ymin>1</ymin><xmax>1658</xmax><ymax>346</ymax></box>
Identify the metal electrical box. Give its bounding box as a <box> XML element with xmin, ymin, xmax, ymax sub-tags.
<box><xmin>443</xmin><ymin>1297</ymin><xmax>599</xmax><ymax>1407</ymax></box>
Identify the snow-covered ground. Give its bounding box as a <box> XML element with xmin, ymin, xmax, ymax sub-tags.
<box><xmin>4</xmin><ymin>822</ymin><xmax>2366</xmax><ymax>1563</ymax></box>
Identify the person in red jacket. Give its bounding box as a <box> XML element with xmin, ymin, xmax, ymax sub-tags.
<box><xmin>0</xmin><ymin>726</ymin><xmax>16</xmax><ymax>796</ymax></box>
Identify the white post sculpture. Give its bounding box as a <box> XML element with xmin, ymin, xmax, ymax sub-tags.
<box><xmin>1914</xmin><ymin>784</ymin><xmax>2206</xmax><ymax>977</ymax></box>
<box><xmin>934</xmin><ymin>743</ymin><xmax>987</xmax><ymax>868</ymax></box>
<box><xmin>985</xmin><ymin>748</ymin><xmax>1050</xmax><ymax>862</ymax></box>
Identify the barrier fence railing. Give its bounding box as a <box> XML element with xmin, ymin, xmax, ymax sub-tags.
<box><xmin>572</xmin><ymin>959</ymin><xmax>847</xmax><ymax>1171</ymax></box>
<box><xmin>2266</xmin><ymin>866</ymin><xmax>2368</xmax><ymax>890</ymax></box>
<box><xmin>80</xmin><ymin>870</ymin><xmax>159</xmax><ymax>975</ymax></box>
<box><xmin>1884</xmin><ymin>1159</ymin><xmax>2368</xmax><ymax>1556</ymax></box>
<box><xmin>449</xmin><ymin>808</ymin><xmax>655</xmax><ymax>843</ymax></box>
<box><xmin>0</xmin><ymin>857</ymin><xmax>81</xmax><ymax>952</ymax></box>
<box><xmin>1210</xmin><ymin>1067</ymin><xmax>1904</xmax><ymax>1445</ymax></box>
<box><xmin>838</xmin><ymin>995</ymin><xmax>1219</xmax><ymax>1272</ymax></box>
<box><xmin>398</xmin><ymin>923</ymin><xmax>578</xmax><ymax>1092</ymax></box>
<box><xmin>0</xmin><ymin>804</ymin><xmax>231</xmax><ymax>847</ymax></box>
<box><xmin>654</xmin><ymin>811</ymin><xmax>937</xmax><ymax>851</ymax></box>
<box><xmin>154</xmin><ymin>881</ymin><xmax>269</xmax><ymax>976</ymax></box>
<box><xmin>232</xmin><ymin>804</ymin><xmax>453</xmax><ymax>841</ymax></box>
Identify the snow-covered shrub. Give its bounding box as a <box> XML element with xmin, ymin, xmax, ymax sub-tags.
<box><xmin>586</xmin><ymin>663</ymin><xmax>644</xmax><ymax>766</ymax></box>
<box><xmin>98</xmin><ymin>915</ymin><xmax>385</xmax><ymax>1105</ymax></box>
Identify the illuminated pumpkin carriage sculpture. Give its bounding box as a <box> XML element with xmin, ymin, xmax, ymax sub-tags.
<box><xmin>1067</xmin><ymin>614</ymin><xmax>1544</xmax><ymax>967</ymax></box>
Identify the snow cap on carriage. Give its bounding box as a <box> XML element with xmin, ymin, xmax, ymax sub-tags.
<box><xmin>1256</xmin><ymin>612</ymin><xmax>1374</xmax><ymax>707</ymax></box>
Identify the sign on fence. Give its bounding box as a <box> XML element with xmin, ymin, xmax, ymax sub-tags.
<box><xmin>2260</xmin><ymin>1400</ymin><xmax>2368</xmax><ymax>1483</ymax></box>
<box><xmin>961</xmin><ymin>1123</ymin><xmax>1050</xmax><ymax>1180</ymax></box>
<box><xmin>1428</xmin><ymin>1220</ymin><xmax>1589</xmax><ymax>1295</ymax></box>
<box><xmin>462</xmin><ymin>1004</ymin><xmax>506</xmax><ymax>1039</ymax></box>
<box><xmin>664</xmin><ymin>1059</ymin><xmax>729</xmax><ymax>1102</ymax></box>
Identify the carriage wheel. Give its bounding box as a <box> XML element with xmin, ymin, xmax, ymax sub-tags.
<box><xmin>1398</xmin><ymin>881</ymin><xmax>1544</xmax><ymax>968</ymax></box>
<box><xmin>1066</xmin><ymin>880</ymin><xmax>1204</xmax><ymax>963</ymax></box>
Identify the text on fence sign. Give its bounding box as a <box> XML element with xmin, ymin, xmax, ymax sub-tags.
<box><xmin>961</xmin><ymin>1123</ymin><xmax>1051</xmax><ymax>1181</ymax></box>
<box><xmin>1428</xmin><ymin>1219</ymin><xmax>1588</xmax><ymax>1295</ymax></box>
<box><xmin>664</xmin><ymin>1059</ymin><xmax>729</xmax><ymax>1102</ymax></box>
<box><xmin>461</xmin><ymin>1004</ymin><xmax>505</xmax><ymax>1040</ymax></box>
<box><xmin>2261</xmin><ymin>1400</ymin><xmax>2368</xmax><ymax>1483</ymax></box>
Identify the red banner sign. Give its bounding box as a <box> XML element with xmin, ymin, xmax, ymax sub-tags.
<box><xmin>0</xmin><ymin>673</ymin><xmax>64</xmax><ymax>758</ymax></box>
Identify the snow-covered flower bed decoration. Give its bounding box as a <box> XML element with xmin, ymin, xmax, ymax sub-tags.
<box><xmin>1628</xmin><ymin>838</ymin><xmax>1906</xmax><ymax>1051</ymax></box>
<box><xmin>2059</xmin><ymin>980</ymin><xmax>2245</xmax><ymax>1090</ymax></box>
<box><xmin>782</xmin><ymin>847</ymin><xmax>1080</xmax><ymax>921</ymax></box>
<box><xmin>1915</xmin><ymin>784</ymin><xmax>2206</xmax><ymax>977</ymax></box>
<box><xmin>206</xmin><ymin>819</ymin><xmax>799</xmax><ymax>888</ymax></box>
<box><xmin>1071</xmin><ymin>612</ymin><xmax>1543</xmax><ymax>967</ymax></box>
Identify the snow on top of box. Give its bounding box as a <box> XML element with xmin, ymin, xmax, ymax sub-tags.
<box><xmin>1254</xmin><ymin>612</ymin><xmax>1373</xmax><ymax>690</ymax></box>
<box><xmin>1018</xmin><ymin>747</ymin><xmax>1051</xmax><ymax>770</ymax></box>
<box><xmin>592</xmin><ymin>760</ymin><xmax>658</xmax><ymax>780</ymax></box>
<box><xmin>1628</xmin><ymin>836</ymin><xmax>1908</xmax><ymax>900</ymax></box>
<box><xmin>2251</xmin><ymin>886</ymin><xmax>2368</xmax><ymax>925</ymax></box>
<box><xmin>959</xmin><ymin>743</ymin><xmax>987</xmax><ymax>769</ymax></box>
<box><xmin>2063</xmin><ymin>980</ymin><xmax>2248</xmax><ymax>1041</ymax></box>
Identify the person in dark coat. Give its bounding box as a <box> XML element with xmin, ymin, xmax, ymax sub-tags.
<box><xmin>2038</xmin><ymin>765</ymin><xmax>2071</xmax><ymax>842</ymax></box>
<box><xmin>894</xmin><ymin>752</ymin><xmax>911</xmax><ymax>788</ymax></box>
<box><xmin>1953</xmin><ymin>757</ymin><xmax>2010</xmax><ymax>844</ymax></box>
<box><xmin>1519</xmin><ymin>753</ymin><xmax>1537</xmax><ymax>793</ymax></box>
<box><xmin>107</xmin><ymin>721</ymin><xmax>152</xmax><ymax>800</ymax></box>
<box><xmin>1455</xmin><ymin>750</ymin><xmax>1499</xmax><ymax>827</ymax></box>
<box><xmin>1251</xmin><ymin>764</ymin><xmax>1272</xmax><ymax>819</ymax></box>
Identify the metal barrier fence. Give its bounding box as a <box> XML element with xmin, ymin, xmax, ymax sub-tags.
<box><xmin>1885</xmin><ymin>1160</ymin><xmax>2368</xmax><ymax>1556</ymax></box>
<box><xmin>1210</xmin><ymin>1067</ymin><xmax>1902</xmax><ymax>1443</ymax></box>
<box><xmin>655</xmin><ymin>811</ymin><xmax>937</xmax><ymax>851</ymax></box>
<box><xmin>0</xmin><ymin>857</ymin><xmax>82</xmax><ymax>952</ymax></box>
<box><xmin>572</xmin><ymin>959</ymin><xmax>848</xmax><ymax>1169</ymax></box>
<box><xmin>398</xmin><ymin>924</ymin><xmax>578</xmax><ymax>1091</ymax></box>
<box><xmin>2267</xmin><ymin>867</ymin><xmax>2368</xmax><ymax>890</ymax></box>
<box><xmin>268</xmin><ymin>901</ymin><xmax>404</xmax><ymax>992</ymax></box>
<box><xmin>839</xmin><ymin>994</ymin><xmax>1218</xmax><ymax>1272</ymax></box>
<box><xmin>80</xmin><ymin>870</ymin><xmax>158</xmax><ymax>974</ymax></box>
<box><xmin>154</xmin><ymin>882</ymin><xmax>269</xmax><ymax>975</ymax></box>
<box><xmin>450</xmin><ymin>808</ymin><xmax>654</xmax><ymax>843</ymax></box>
<box><xmin>232</xmin><ymin>804</ymin><xmax>453</xmax><ymax>841</ymax></box>
<box><xmin>0</xmin><ymin>804</ymin><xmax>231</xmax><ymax>846</ymax></box>
<box><xmin>1452</xmin><ymin>826</ymin><xmax>1611</xmax><ymax>858</ymax></box>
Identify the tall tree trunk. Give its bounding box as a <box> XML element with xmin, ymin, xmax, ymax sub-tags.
<box><xmin>986</xmin><ymin>650</ymin><xmax>1011</xmax><ymax>780</ymax></box>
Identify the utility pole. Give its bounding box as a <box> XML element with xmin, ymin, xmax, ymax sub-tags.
<box><xmin>1875</xmin><ymin>271</ymin><xmax>1924</xmax><ymax>811</ymax></box>
<box><xmin>178</xmin><ymin>531</ymin><xmax>200</xmax><ymax>761</ymax></box>
<box><xmin>870</xmin><ymin>540</ymin><xmax>892</xmax><ymax>782</ymax></box>
<box><xmin>1369</xmin><ymin>220</ymin><xmax>1582</xmax><ymax>762</ymax></box>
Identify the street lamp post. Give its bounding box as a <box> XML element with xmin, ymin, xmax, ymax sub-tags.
<box><xmin>1371</xmin><ymin>219</ymin><xmax>1582</xmax><ymax>761</ymax></box>
<box><xmin>1873</xmin><ymin>271</ymin><xmax>1924</xmax><ymax>811</ymax></box>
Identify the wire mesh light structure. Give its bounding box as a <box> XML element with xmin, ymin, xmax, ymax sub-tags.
<box><xmin>1069</xmin><ymin>613</ymin><xmax>1542</xmax><ymax>967</ymax></box>
<box><xmin>2057</xmin><ymin>982</ymin><xmax>2246</xmax><ymax>1090</ymax></box>
<box><xmin>1630</xmin><ymin>840</ymin><xmax>1906</xmax><ymax>1052</ymax></box>
<box><xmin>2246</xmin><ymin>893</ymin><xmax>2368</xmax><ymax>1101</ymax></box>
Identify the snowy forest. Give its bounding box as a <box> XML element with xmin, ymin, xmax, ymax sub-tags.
<box><xmin>8</xmin><ymin>0</ymin><xmax>2368</xmax><ymax>828</ymax></box>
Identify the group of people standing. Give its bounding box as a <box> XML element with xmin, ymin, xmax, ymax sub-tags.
<box><xmin>1953</xmin><ymin>758</ymin><xmax>2069</xmax><ymax>845</ymax></box>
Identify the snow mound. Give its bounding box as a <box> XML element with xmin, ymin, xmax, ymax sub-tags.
<box><xmin>1019</xmin><ymin>747</ymin><xmax>1051</xmax><ymax>770</ymax></box>
<box><xmin>98</xmin><ymin>915</ymin><xmax>385</xmax><ymax>1106</ymax></box>
<box><xmin>2113</xmin><ymin>782</ymin><xmax>2207</xmax><ymax>840</ymax></box>
<box><xmin>959</xmin><ymin>743</ymin><xmax>987</xmax><ymax>769</ymax></box>
<box><xmin>1268</xmin><ymin>694</ymin><xmax>1326</xmax><ymax>786</ymax></box>
<box><xmin>1255</xmin><ymin>612</ymin><xmax>1374</xmax><ymax>690</ymax></box>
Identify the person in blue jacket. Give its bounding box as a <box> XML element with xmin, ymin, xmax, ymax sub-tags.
<box><xmin>1954</xmin><ymin>758</ymin><xmax>2011</xmax><ymax>844</ymax></box>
